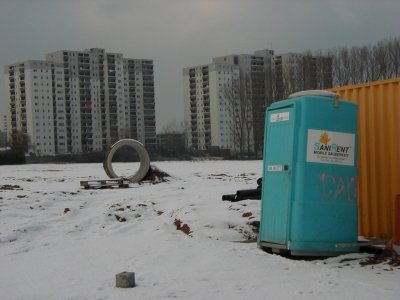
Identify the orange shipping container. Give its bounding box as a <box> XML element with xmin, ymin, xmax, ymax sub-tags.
<box><xmin>329</xmin><ymin>78</ymin><xmax>400</xmax><ymax>239</ymax></box>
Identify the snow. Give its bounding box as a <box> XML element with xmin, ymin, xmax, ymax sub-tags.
<box><xmin>0</xmin><ymin>160</ymin><xmax>399</xmax><ymax>300</ymax></box>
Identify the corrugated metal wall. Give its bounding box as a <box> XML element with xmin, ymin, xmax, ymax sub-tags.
<box><xmin>329</xmin><ymin>78</ymin><xmax>400</xmax><ymax>238</ymax></box>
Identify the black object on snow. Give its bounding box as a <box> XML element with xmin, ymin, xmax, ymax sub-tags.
<box><xmin>222</xmin><ymin>177</ymin><xmax>262</xmax><ymax>202</ymax></box>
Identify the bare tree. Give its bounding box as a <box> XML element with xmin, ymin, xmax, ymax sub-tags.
<box><xmin>182</xmin><ymin>120</ymin><xmax>191</xmax><ymax>150</ymax></box>
<box><xmin>240</xmin><ymin>73</ymin><xmax>254</xmax><ymax>157</ymax></box>
<box><xmin>373</xmin><ymin>41</ymin><xmax>390</xmax><ymax>80</ymax></box>
<box><xmin>315</xmin><ymin>50</ymin><xmax>333</xmax><ymax>89</ymax></box>
<box><xmin>156</xmin><ymin>121</ymin><xmax>186</xmax><ymax>157</ymax></box>
<box><xmin>390</xmin><ymin>38</ymin><xmax>400</xmax><ymax>77</ymax></box>
<box><xmin>223</xmin><ymin>78</ymin><xmax>243</xmax><ymax>152</ymax></box>
<box><xmin>9</xmin><ymin>129</ymin><xmax>30</xmax><ymax>154</ymax></box>
<box><xmin>329</xmin><ymin>37</ymin><xmax>400</xmax><ymax>87</ymax></box>
<box><xmin>279</xmin><ymin>60</ymin><xmax>296</xmax><ymax>99</ymax></box>
<box><xmin>348</xmin><ymin>47</ymin><xmax>361</xmax><ymax>84</ymax></box>
<box><xmin>223</xmin><ymin>74</ymin><xmax>254</xmax><ymax>155</ymax></box>
<box><xmin>359</xmin><ymin>46</ymin><xmax>370</xmax><ymax>82</ymax></box>
<box><xmin>160</xmin><ymin>121</ymin><xmax>184</xmax><ymax>134</ymax></box>
<box><xmin>250</xmin><ymin>69</ymin><xmax>267</xmax><ymax>156</ymax></box>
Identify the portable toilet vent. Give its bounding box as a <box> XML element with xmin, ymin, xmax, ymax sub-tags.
<box><xmin>258</xmin><ymin>90</ymin><xmax>358</xmax><ymax>256</ymax></box>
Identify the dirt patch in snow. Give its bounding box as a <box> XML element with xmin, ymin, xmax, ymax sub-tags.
<box><xmin>141</xmin><ymin>165</ymin><xmax>170</xmax><ymax>184</ymax></box>
<box><xmin>0</xmin><ymin>184</ymin><xmax>22</xmax><ymax>191</ymax></box>
<box><xmin>174</xmin><ymin>218</ymin><xmax>192</xmax><ymax>236</ymax></box>
<box><xmin>360</xmin><ymin>249</ymin><xmax>400</xmax><ymax>269</ymax></box>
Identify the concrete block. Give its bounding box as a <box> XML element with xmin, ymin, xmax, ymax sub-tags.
<box><xmin>116</xmin><ymin>271</ymin><xmax>135</xmax><ymax>288</ymax></box>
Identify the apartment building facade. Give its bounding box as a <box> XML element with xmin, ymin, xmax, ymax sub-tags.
<box><xmin>5</xmin><ymin>60</ymin><xmax>61</xmax><ymax>155</ymax></box>
<box><xmin>183</xmin><ymin>49</ymin><xmax>332</xmax><ymax>155</ymax></box>
<box><xmin>183</xmin><ymin>49</ymin><xmax>274</xmax><ymax>154</ymax></box>
<box><xmin>183</xmin><ymin>63</ymin><xmax>240</xmax><ymax>152</ymax></box>
<box><xmin>0</xmin><ymin>114</ymin><xmax>7</xmax><ymax>147</ymax></box>
<box><xmin>4</xmin><ymin>48</ymin><xmax>156</xmax><ymax>156</ymax></box>
<box><xmin>213</xmin><ymin>50</ymin><xmax>274</xmax><ymax>153</ymax></box>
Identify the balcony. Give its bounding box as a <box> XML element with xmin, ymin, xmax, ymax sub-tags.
<box><xmin>79</xmin><ymin>71</ymin><xmax>90</xmax><ymax>77</ymax></box>
<box><xmin>142</xmin><ymin>66</ymin><xmax>153</xmax><ymax>72</ymax></box>
<box><xmin>144</xmin><ymin>112</ymin><xmax>155</xmax><ymax>119</ymax></box>
<box><xmin>144</xmin><ymin>122</ymin><xmax>156</xmax><ymax>128</ymax></box>
<box><xmin>144</xmin><ymin>104</ymin><xmax>155</xmax><ymax>110</ymax></box>
<box><xmin>143</xmin><ymin>93</ymin><xmax>154</xmax><ymax>98</ymax></box>
<box><xmin>143</xmin><ymin>86</ymin><xmax>153</xmax><ymax>91</ymax></box>
<box><xmin>142</xmin><ymin>73</ymin><xmax>154</xmax><ymax>80</ymax></box>
<box><xmin>142</xmin><ymin>60</ymin><xmax>153</xmax><ymax>65</ymax></box>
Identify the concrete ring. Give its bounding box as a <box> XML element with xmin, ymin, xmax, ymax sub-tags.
<box><xmin>104</xmin><ymin>139</ymin><xmax>150</xmax><ymax>183</ymax></box>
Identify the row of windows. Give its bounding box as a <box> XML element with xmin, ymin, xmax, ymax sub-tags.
<box><xmin>35</xmin><ymin>122</ymin><xmax>52</xmax><ymax>126</ymax></box>
<box><xmin>36</xmin><ymin>142</ymin><xmax>52</xmax><ymax>146</ymax></box>
<box><xmin>35</xmin><ymin>135</ymin><xmax>53</xmax><ymax>139</ymax></box>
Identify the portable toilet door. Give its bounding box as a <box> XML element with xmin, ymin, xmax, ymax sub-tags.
<box><xmin>258</xmin><ymin>102</ymin><xmax>296</xmax><ymax>248</ymax></box>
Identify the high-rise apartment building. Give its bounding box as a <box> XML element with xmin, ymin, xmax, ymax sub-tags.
<box><xmin>5</xmin><ymin>60</ymin><xmax>60</xmax><ymax>155</ymax></box>
<box><xmin>183</xmin><ymin>49</ymin><xmax>274</xmax><ymax>154</ymax></box>
<box><xmin>183</xmin><ymin>63</ymin><xmax>240</xmax><ymax>152</ymax></box>
<box><xmin>213</xmin><ymin>50</ymin><xmax>274</xmax><ymax>153</ymax></box>
<box><xmin>4</xmin><ymin>48</ymin><xmax>156</xmax><ymax>156</ymax></box>
<box><xmin>183</xmin><ymin>49</ymin><xmax>332</xmax><ymax>155</ymax></box>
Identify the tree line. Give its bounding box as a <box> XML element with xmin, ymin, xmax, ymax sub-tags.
<box><xmin>322</xmin><ymin>37</ymin><xmax>400</xmax><ymax>87</ymax></box>
<box><xmin>222</xmin><ymin>36</ymin><xmax>400</xmax><ymax>157</ymax></box>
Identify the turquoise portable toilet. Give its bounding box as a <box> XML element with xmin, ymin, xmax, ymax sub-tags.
<box><xmin>258</xmin><ymin>90</ymin><xmax>358</xmax><ymax>256</ymax></box>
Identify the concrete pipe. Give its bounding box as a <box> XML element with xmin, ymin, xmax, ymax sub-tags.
<box><xmin>103</xmin><ymin>139</ymin><xmax>150</xmax><ymax>183</ymax></box>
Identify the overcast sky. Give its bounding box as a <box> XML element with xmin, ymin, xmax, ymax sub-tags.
<box><xmin>1</xmin><ymin>0</ymin><xmax>399</xmax><ymax>132</ymax></box>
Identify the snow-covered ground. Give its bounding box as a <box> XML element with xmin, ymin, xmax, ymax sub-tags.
<box><xmin>0</xmin><ymin>161</ymin><xmax>399</xmax><ymax>300</ymax></box>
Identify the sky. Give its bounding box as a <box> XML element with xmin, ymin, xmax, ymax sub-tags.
<box><xmin>0</xmin><ymin>0</ymin><xmax>399</xmax><ymax>132</ymax></box>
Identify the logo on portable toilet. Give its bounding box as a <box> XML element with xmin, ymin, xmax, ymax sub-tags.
<box><xmin>319</xmin><ymin>132</ymin><xmax>331</xmax><ymax>145</ymax></box>
<box><xmin>307</xmin><ymin>129</ymin><xmax>355</xmax><ymax>166</ymax></box>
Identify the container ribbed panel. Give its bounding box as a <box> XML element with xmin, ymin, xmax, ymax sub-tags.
<box><xmin>330</xmin><ymin>78</ymin><xmax>400</xmax><ymax>238</ymax></box>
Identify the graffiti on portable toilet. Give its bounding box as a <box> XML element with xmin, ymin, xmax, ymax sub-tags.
<box><xmin>320</xmin><ymin>172</ymin><xmax>357</xmax><ymax>204</ymax></box>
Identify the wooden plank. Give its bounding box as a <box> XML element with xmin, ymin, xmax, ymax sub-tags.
<box><xmin>80</xmin><ymin>179</ymin><xmax>131</xmax><ymax>189</ymax></box>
